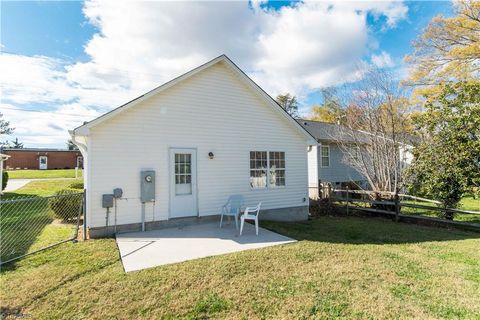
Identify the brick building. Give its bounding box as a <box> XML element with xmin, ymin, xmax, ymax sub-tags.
<box><xmin>1</xmin><ymin>148</ymin><xmax>83</xmax><ymax>170</ymax></box>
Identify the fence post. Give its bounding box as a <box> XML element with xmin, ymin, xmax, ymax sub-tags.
<box><xmin>83</xmin><ymin>190</ymin><xmax>87</xmax><ymax>240</ymax></box>
<box><xmin>346</xmin><ymin>186</ymin><xmax>349</xmax><ymax>216</ymax></box>
<box><xmin>394</xmin><ymin>192</ymin><xmax>400</xmax><ymax>222</ymax></box>
<box><xmin>318</xmin><ymin>179</ymin><xmax>321</xmax><ymax>200</ymax></box>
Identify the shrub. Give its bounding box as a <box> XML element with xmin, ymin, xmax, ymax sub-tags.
<box><xmin>69</xmin><ymin>181</ymin><xmax>84</xmax><ymax>190</ymax></box>
<box><xmin>2</xmin><ymin>171</ymin><xmax>8</xmax><ymax>191</ymax></box>
<box><xmin>310</xmin><ymin>198</ymin><xmax>338</xmax><ymax>216</ymax></box>
<box><xmin>49</xmin><ymin>189</ymin><xmax>82</xmax><ymax>222</ymax></box>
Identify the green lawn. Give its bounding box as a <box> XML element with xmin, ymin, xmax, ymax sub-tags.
<box><xmin>6</xmin><ymin>169</ymin><xmax>82</xmax><ymax>179</ymax></box>
<box><xmin>400</xmin><ymin>196</ymin><xmax>480</xmax><ymax>225</ymax></box>
<box><xmin>1</xmin><ymin>179</ymin><xmax>84</xmax><ymax>263</ymax></box>
<box><xmin>1</xmin><ymin>216</ymin><xmax>479</xmax><ymax>319</ymax></box>
<box><xmin>461</xmin><ymin>195</ymin><xmax>480</xmax><ymax>212</ymax></box>
<box><xmin>3</xmin><ymin>179</ymin><xmax>83</xmax><ymax>198</ymax></box>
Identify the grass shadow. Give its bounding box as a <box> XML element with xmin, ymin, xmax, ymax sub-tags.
<box><xmin>1</xmin><ymin>255</ymin><xmax>118</xmax><ymax>318</ymax></box>
<box><xmin>262</xmin><ymin>215</ymin><xmax>480</xmax><ymax>245</ymax></box>
<box><xmin>1</xmin><ymin>194</ymin><xmax>55</xmax><ymax>264</ymax></box>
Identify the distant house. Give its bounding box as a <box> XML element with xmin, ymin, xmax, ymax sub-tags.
<box><xmin>298</xmin><ymin>120</ymin><xmax>412</xmax><ymax>195</ymax></box>
<box><xmin>70</xmin><ymin>55</ymin><xmax>316</xmax><ymax>237</ymax></box>
<box><xmin>298</xmin><ymin>120</ymin><xmax>369</xmax><ymax>191</ymax></box>
<box><xmin>1</xmin><ymin>148</ymin><xmax>84</xmax><ymax>170</ymax></box>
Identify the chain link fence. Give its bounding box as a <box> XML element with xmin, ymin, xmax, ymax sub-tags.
<box><xmin>0</xmin><ymin>192</ymin><xmax>84</xmax><ymax>265</ymax></box>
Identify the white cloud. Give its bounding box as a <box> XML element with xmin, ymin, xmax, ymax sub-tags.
<box><xmin>371</xmin><ymin>51</ymin><xmax>395</xmax><ymax>68</ymax></box>
<box><xmin>0</xmin><ymin>54</ymin><xmax>76</xmax><ymax>105</ymax></box>
<box><xmin>350</xmin><ymin>0</ymin><xmax>408</xmax><ymax>28</ymax></box>
<box><xmin>0</xmin><ymin>0</ymin><xmax>408</xmax><ymax>147</ymax></box>
<box><xmin>1</xmin><ymin>103</ymin><xmax>101</xmax><ymax>147</ymax></box>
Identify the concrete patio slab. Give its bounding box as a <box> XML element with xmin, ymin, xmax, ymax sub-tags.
<box><xmin>116</xmin><ymin>221</ymin><xmax>296</xmax><ymax>272</ymax></box>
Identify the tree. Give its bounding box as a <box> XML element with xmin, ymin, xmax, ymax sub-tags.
<box><xmin>404</xmin><ymin>0</ymin><xmax>480</xmax><ymax>98</ymax></box>
<box><xmin>406</xmin><ymin>81</ymin><xmax>480</xmax><ymax>216</ymax></box>
<box><xmin>9</xmin><ymin>137</ymin><xmax>23</xmax><ymax>149</ymax></box>
<box><xmin>0</xmin><ymin>112</ymin><xmax>13</xmax><ymax>136</ymax></box>
<box><xmin>309</xmin><ymin>105</ymin><xmax>337</xmax><ymax>123</ymax></box>
<box><xmin>276</xmin><ymin>93</ymin><xmax>299</xmax><ymax>118</ymax></box>
<box><xmin>0</xmin><ymin>112</ymin><xmax>14</xmax><ymax>146</ymax></box>
<box><xmin>67</xmin><ymin>139</ymin><xmax>79</xmax><ymax>151</ymax></box>
<box><xmin>308</xmin><ymin>88</ymin><xmax>345</xmax><ymax>123</ymax></box>
<box><xmin>331</xmin><ymin>68</ymin><xmax>413</xmax><ymax>194</ymax></box>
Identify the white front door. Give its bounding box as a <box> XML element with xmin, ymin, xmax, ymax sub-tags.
<box><xmin>169</xmin><ymin>148</ymin><xmax>197</xmax><ymax>218</ymax></box>
<box><xmin>39</xmin><ymin>156</ymin><xmax>48</xmax><ymax>170</ymax></box>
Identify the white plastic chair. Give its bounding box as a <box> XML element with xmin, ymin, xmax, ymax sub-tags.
<box><xmin>240</xmin><ymin>202</ymin><xmax>261</xmax><ymax>236</ymax></box>
<box><xmin>220</xmin><ymin>195</ymin><xmax>244</xmax><ymax>229</ymax></box>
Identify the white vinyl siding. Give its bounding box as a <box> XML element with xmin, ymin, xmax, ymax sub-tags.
<box><xmin>307</xmin><ymin>145</ymin><xmax>318</xmax><ymax>187</ymax></box>
<box><xmin>86</xmin><ymin>62</ymin><xmax>309</xmax><ymax>227</ymax></box>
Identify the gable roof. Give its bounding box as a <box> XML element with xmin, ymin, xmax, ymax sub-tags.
<box><xmin>73</xmin><ymin>55</ymin><xmax>316</xmax><ymax>144</ymax></box>
<box><xmin>297</xmin><ymin>120</ymin><xmax>370</xmax><ymax>144</ymax></box>
<box><xmin>298</xmin><ymin>120</ymin><xmax>414</xmax><ymax>147</ymax></box>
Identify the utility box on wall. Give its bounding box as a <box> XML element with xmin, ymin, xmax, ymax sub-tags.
<box><xmin>140</xmin><ymin>170</ymin><xmax>155</xmax><ymax>203</ymax></box>
<box><xmin>102</xmin><ymin>194</ymin><xmax>114</xmax><ymax>208</ymax></box>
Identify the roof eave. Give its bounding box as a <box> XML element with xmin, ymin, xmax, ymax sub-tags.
<box><xmin>73</xmin><ymin>54</ymin><xmax>316</xmax><ymax>144</ymax></box>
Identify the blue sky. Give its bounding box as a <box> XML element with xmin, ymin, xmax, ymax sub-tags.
<box><xmin>1</xmin><ymin>1</ymin><xmax>454</xmax><ymax>147</ymax></box>
<box><xmin>1</xmin><ymin>1</ymin><xmax>95</xmax><ymax>60</ymax></box>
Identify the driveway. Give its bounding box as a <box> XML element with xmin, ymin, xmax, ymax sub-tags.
<box><xmin>116</xmin><ymin>221</ymin><xmax>296</xmax><ymax>272</ymax></box>
<box><xmin>4</xmin><ymin>177</ymin><xmax>78</xmax><ymax>193</ymax></box>
<box><xmin>4</xmin><ymin>179</ymin><xmax>31</xmax><ymax>192</ymax></box>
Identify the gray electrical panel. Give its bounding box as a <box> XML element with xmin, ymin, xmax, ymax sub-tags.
<box><xmin>140</xmin><ymin>170</ymin><xmax>155</xmax><ymax>203</ymax></box>
<box><xmin>102</xmin><ymin>194</ymin><xmax>114</xmax><ymax>208</ymax></box>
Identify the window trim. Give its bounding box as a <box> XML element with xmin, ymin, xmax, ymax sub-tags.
<box><xmin>320</xmin><ymin>145</ymin><xmax>330</xmax><ymax>168</ymax></box>
<box><xmin>249</xmin><ymin>151</ymin><xmax>268</xmax><ymax>190</ymax></box>
<box><xmin>268</xmin><ymin>151</ymin><xmax>286</xmax><ymax>189</ymax></box>
<box><xmin>174</xmin><ymin>153</ymin><xmax>193</xmax><ymax>195</ymax></box>
<box><xmin>249</xmin><ymin>151</ymin><xmax>286</xmax><ymax>190</ymax></box>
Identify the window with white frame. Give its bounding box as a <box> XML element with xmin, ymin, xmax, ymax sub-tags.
<box><xmin>250</xmin><ymin>151</ymin><xmax>286</xmax><ymax>188</ymax></box>
<box><xmin>321</xmin><ymin>145</ymin><xmax>330</xmax><ymax>167</ymax></box>
<box><xmin>269</xmin><ymin>151</ymin><xmax>285</xmax><ymax>187</ymax></box>
<box><xmin>175</xmin><ymin>153</ymin><xmax>192</xmax><ymax>195</ymax></box>
<box><xmin>250</xmin><ymin>151</ymin><xmax>267</xmax><ymax>188</ymax></box>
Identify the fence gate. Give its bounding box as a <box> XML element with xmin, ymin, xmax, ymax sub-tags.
<box><xmin>0</xmin><ymin>192</ymin><xmax>84</xmax><ymax>265</ymax></box>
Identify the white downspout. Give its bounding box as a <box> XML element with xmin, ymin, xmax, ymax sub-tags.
<box><xmin>69</xmin><ymin>130</ymin><xmax>88</xmax><ymax>188</ymax></box>
<box><xmin>69</xmin><ymin>130</ymin><xmax>89</xmax><ymax>235</ymax></box>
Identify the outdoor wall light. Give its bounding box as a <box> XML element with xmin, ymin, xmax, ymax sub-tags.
<box><xmin>208</xmin><ymin>152</ymin><xmax>214</xmax><ymax>159</ymax></box>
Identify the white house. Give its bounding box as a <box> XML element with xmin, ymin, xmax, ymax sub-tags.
<box><xmin>70</xmin><ymin>55</ymin><xmax>316</xmax><ymax>237</ymax></box>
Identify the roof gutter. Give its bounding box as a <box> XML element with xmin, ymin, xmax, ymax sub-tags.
<box><xmin>69</xmin><ymin>130</ymin><xmax>88</xmax><ymax>157</ymax></box>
